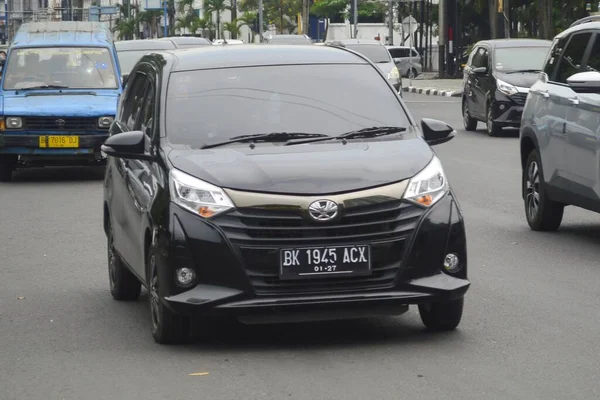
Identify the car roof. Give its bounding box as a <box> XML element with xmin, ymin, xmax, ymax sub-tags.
<box><xmin>558</xmin><ymin>18</ymin><xmax>600</xmax><ymax>38</ymax></box>
<box><xmin>476</xmin><ymin>39</ymin><xmax>552</xmax><ymax>48</ymax></box>
<box><xmin>12</xmin><ymin>21</ymin><xmax>113</xmax><ymax>48</ymax></box>
<box><xmin>162</xmin><ymin>36</ymin><xmax>212</xmax><ymax>46</ymax></box>
<box><xmin>330</xmin><ymin>39</ymin><xmax>384</xmax><ymax>45</ymax></box>
<box><xmin>115</xmin><ymin>39</ymin><xmax>177</xmax><ymax>51</ymax></box>
<box><xmin>160</xmin><ymin>44</ymin><xmax>369</xmax><ymax>71</ymax></box>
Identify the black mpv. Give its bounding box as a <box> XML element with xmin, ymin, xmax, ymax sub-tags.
<box><xmin>102</xmin><ymin>45</ymin><xmax>470</xmax><ymax>344</ymax></box>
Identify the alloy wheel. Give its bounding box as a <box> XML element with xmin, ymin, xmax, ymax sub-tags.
<box><xmin>487</xmin><ymin>108</ymin><xmax>493</xmax><ymax>133</ymax></box>
<box><xmin>150</xmin><ymin>256</ymin><xmax>161</xmax><ymax>331</ymax></box>
<box><xmin>108</xmin><ymin>231</ymin><xmax>117</xmax><ymax>291</ymax></box>
<box><xmin>463</xmin><ymin>101</ymin><xmax>470</xmax><ymax>127</ymax></box>
<box><xmin>526</xmin><ymin>160</ymin><xmax>540</xmax><ymax>221</ymax></box>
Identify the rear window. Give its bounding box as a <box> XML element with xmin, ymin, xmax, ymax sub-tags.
<box><xmin>345</xmin><ymin>44</ymin><xmax>391</xmax><ymax>63</ymax></box>
<box><xmin>166</xmin><ymin>64</ymin><xmax>408</xmax><ymax>148</ymax></box>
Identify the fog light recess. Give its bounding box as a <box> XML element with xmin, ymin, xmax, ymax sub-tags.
<box><xmin>175</xmin><ymin>268</ymin><xmax>196</xmax><ymax>286</ymax></box>
<box><xmin>443</xmin><ymin>253</ymin><xmax>460</xmax><ymax>273</ymax></box>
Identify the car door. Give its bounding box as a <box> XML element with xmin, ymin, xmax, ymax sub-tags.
<box><xmin>109</xmin><ymin>69</ymin><xmax>149</xmax><ymax>269</ymax></box>
<box><xmin>465</xmin><ymin>46</ymin><xmax>490</xmax><ymax>119</ymax></box>
<box><xmin>111</xmin><ymin>69</ymin><xmax>149</xmax><ymax>270</ymax></box>
<box><xmin>122</xmin><ymin>72</ymin><xmax>159</xmax><ymax>277</ymax></box>
<box><xmin>564</xmin><ymin>31</ymin><xmax>599</xmax><ymax>203</ymax></box>
<box><xmin>549</xmin><ymin>31</ymin><xmax>594</xmax><ymax>194</ymax></box>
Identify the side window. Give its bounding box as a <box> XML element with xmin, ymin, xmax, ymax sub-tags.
<box><xmin>471</xmin><ymin>47</ymin><xmax>489</xmax><ymax>68</ymax></box>
<box><xmin>411</xmin><ymin>49</ymin><xmax>419</xmax><ymax>58</ymax></box>
<box><xmin>584</xmin><ymin>34</ymin><xmax>600</xmax><ymax>72</ymax></box>
<box><xmin>138</xmin><ymin>82</ymin><xmax>155</xmax><ymax>139</ymax></box>
<box><xmin>467</xmin><ymin>47</ymin><xmax>477</xmax><ymax>66</ymax></box>
<box><xmin>121</xmin><ymin>72</ymin><xmax>148</xmax><ymax>130</ymax></box>
<box><xmin>554</xmin><ymin>32</ymin><xmax>592</xmax><ymax>84</ymax></box>
<box><xmin>543</xmin><ymin>37</ymin><xmax>566</xmax><ymax>78</ymax></box>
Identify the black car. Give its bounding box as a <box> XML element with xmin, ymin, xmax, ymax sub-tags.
<box><xmin>102</xmin><ymin>45</ymin><xmax>469</xmax><ymax>344</ymax></box>
<box><xmin>461</xmin><ymin>39</ymin><xmax>552</xmax><ymax>136</ymax></box>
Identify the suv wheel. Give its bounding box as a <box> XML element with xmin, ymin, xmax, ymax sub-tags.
<box><xmin>523</xmin><ymin>150</ymin><xmax>564</xmax><ymax>231</ymax></box>
<box><xmin>408</xmin><ymin>68</ymin><xmax>418</xmax><ymax>79</ymax></box>
<box><xmin>0</xmin><ymin>155</ymin><xmax>16</xmax><ymax>182</ymax></box>
<box><xmin>486</xmin><ymin>105</ymin><xmax>502</xmax><ymax>137</ymax></box>
<box><xmin>108</xmin><ymin>223</ymin><xmax>141</xmax><ymax>301</ymax></box>
<box><xmin>462</xmin><ymin>99</ymin><xmax>477</xmax><ymax>131</ymax></box>
<box><xmin>148</xmin><ymin>249</ymin><xmax>190</xmax><ymax>344</ymax></box>
<box><xmin>419</xmin><ymin>297</ymin><xmax>464</xmax><ymax>331</ymax></box>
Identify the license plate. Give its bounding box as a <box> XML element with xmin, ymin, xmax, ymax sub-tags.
<box><xmin>280</xmin><ymin>245</ymin><xmax>371</xmax><ymax>280</ymax></box>
<box><xmin>39</xmin><ymin>135</ymin><xmax>79</xmax><ymax>148</ymax></box>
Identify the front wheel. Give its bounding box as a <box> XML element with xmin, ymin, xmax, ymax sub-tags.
<box><xmin>462</xmin><ymin>99</ymin><xmax>477</xmax><ymax>131</ymax></box>
<box><xmin>148</xmin><ymin>249</ymin><xmax>190</xmax><ymax>344</ymax></box>
<box><xmin>419</xmin><ymin>297</ymin><xmax>464</xmax><ymax>331</ymax></box>
<box><xmin>486</xmin><ymin>105</ymin><xmax>502</xmax><ymax>137</ymax></box>
<box><xmin>523</xmin><ymin>150</ymin><xmax>564</xmax><ymax>231</ymax></box>
<box><xmin>107</xmin><ymin>223</ymin><xmax>141</xmax><ymax>301</ymax></box>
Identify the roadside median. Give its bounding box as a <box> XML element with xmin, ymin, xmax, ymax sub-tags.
<box><xmin>402</xmin><ymin>77</ymin><xmax>463</xmax><ymax>98</ymax></box>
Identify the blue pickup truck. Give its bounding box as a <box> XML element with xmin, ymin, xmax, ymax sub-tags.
<box><xmin>0</xmin><ymin>21</ymin><xmax>123</xmax><ymax>181</ymax></box>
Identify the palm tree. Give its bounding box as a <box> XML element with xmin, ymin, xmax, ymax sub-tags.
<box><xmin>204</xmin><ymin>0</ymin><xmax>231</xmax><ymax>39</ymax></box>
<box><xmin>223</xmin><ymin>19</ymin><xmax>241</xmax><ymax>38</ymax></box>
<box><xmin>138</xmin><ymin>10</ymin><xmax>162</xmax><ymax>38</ymax></box>
<box><xmin>190</xmin><ymin>16</ymin><xmax>214</xmax><ymax>37</ymax></box>
<box><xmin>237</xmin><ymin>11</ymin><xmax>257</xmax><ymax>42</ymax></box>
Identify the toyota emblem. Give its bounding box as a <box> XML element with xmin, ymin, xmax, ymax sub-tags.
<box><xmin>308</xmin><ymin>200</ymin><xmax>339</xmax><ymax>222</ymax></box>
<box><xmin>55</xmin><ymin>119</ymin><xmax>66</xmax><ymax>127</ymax></box>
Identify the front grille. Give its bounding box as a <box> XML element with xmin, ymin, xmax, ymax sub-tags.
<box><xmin>510</xmin><ymin>92</ymin><xmax>528</xmax><ymax>105</ymax></box>
<box><xmin>213</xmin><ymin>200</ymin><xmax>424</xmax><ymax>295</ymax></box>
<box><xmin>24</xmin><ymin>117</ymin><xmax>99</xmax><ymax>131</ymax></box>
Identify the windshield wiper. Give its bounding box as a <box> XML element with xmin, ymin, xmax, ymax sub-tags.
<box><xmin>505</xmin><ymin>69</ymin><xmax>542</xmax><ymax>74</ymax></box>
<box><xmin>200</xmin><ymin>132</ymin><xmax>330</xmax><ymax>149</ymax></box>
<box><xmin>15</xmin><ymin>84</ymin><xmax>70</xmax><ymax>93</ymax></box>
<box><xmin>285</xmin><ymin>126</ymin><xmax>407</xmax><ymax>146</ymax></box>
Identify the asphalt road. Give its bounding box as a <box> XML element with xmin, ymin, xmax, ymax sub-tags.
<box><xmin>2</xmin><ymin>93</ymin><xmax>600</xmax><ymax>400</ymax></box>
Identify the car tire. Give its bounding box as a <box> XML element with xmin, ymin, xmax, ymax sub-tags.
<box><xmin>419</xmin><ymin>297</ymin><xmax>464</xmax><ymax>331</ymax></box>
<box><xmin>486</xmin><ymin>104</ymin><xmax>502</xmax><ymax>137</ymax></box>
<box><xmin>462</xmin><ymin>98</ymin><xmax>477</xmax><ymax>131</ymax></box>
<box><xmin>0</xmin><ymin>156</ymin><xmax>15</xmax><ymax>182</ymax></box>
<box><xmin>148</xmin><ymin>248</ymin><xmax>190</xmax><ymax>344</ymax></box>
<box><xmin>408</xmin><ymin>68</ymin><xmax>418</xmax><ymax>78</ymax></box>
<box><xmin>108</xmin><ymin>223</ymin><xmax>141</xmax><ymax>301</ymax></box>
<box><xmin>523</xmin><ymin>150</ymin><xmax>564</xmax><ymax>231</ymax></box>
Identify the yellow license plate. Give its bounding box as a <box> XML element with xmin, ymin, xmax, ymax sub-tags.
<box><xmin>39</xmin><ymin>136</ymin><xmax>79</xmax><ymax>148</ymax></box>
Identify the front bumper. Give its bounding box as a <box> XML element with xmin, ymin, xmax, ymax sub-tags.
<box><xmin>491</xmin><ymin>90</ymin><xmax>527</xmax><ymax>128</ymax></box>
<box><xmin>0</xmin><ymin>133</ymin><xmax>108</xmax><ymax>156</ymax></box>
<box><xmin>156</xmin><ymin>191</ymin><xmax>469</xmax><ymax>319</ymax></box>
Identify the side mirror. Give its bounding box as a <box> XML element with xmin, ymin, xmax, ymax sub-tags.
<box><xmin>471</xmin><ymin>66</ymin><xmax>487</xmax><ymax>74</ymax></box>
<box><xmin>121</xmin><ymin>74</ymin><xmax>129</xmax><ymax>87</ymax></box>
<box><xmin>421</xmin><ymin>118</ymin><xmax>456</xmax><ymax>146</ymax></box>
<box><xmin>101</xmin><ymin>130</ymin><xmax>153</xmax><ymax>161</ymax></box>
<box><xmin>566</xmin><ymin>71</ymin><xmax>600</xmax><ymax>93</ymax></box>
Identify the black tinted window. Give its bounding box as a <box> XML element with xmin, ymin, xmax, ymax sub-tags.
<box><xmin>345</xmin><ymin>44</ymin><xmax>391</xmax><ymax>63</ymax></box>
<box><xmin>543</xmin><ymin>37</ymin><xmax>567</xmax><ymax>78</ymax></box>
<box><xmin>555</xmin><ymin>32</ymin><xmax>592</xmax><ymax>83</ymax></box>
<box><xmin>389</xmin><ymin>48</ymin><xmax>409</xmax><ymax>58</ymax></box>
<box><xmin>471</xmin><ymin>47</ymin><xmax>489</xmax><ymax>68</ymax></box>
<box><xmin>584</xmin><ymin>34</ymin><xmax>600</xmax><ymax>72</ymax></box>
<box><xmin>166</xmin><ymin>65</ymin><xmax>409</xmax><ymax>147</ymax></box>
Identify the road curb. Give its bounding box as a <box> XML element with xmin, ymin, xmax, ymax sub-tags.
<box><xmin>403</xmin><ymin>86</ymin><xmax>463</xmax><ymax>97</ymax></box>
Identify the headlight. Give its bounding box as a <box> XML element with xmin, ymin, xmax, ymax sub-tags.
<box><xmin>5</xmin><ymin>117</ymin><xmax>22</xmax><ymax>129</ymax></box>
<box><xmin>497</xmin><ymin>79</ymin><xmax>518</xmax><ymax>96</ymax></box>
<box><xmin>169</xmin><ymin>169</ymin><xmax>234</xmax><ymax>218</ymax></box>
<box><xmin>98</xmin><ymin>116</ymin><xmax>114</xmax><ymax>128</ymax></box>
<box><xmin>403</xmin><ymin>156</ymin><xmax>449</xmax><ymax>207</ymax></box>
<box><xmin>388</xmin><ymin>66</ymin><xmax>400</xmax><ymax>80</ymax></box>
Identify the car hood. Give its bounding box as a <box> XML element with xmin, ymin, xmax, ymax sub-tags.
<box><xmin>1</xmin><ymin>93</ymin><xmax>118</xmax><ymax>116</ymax></box>
<box><xmin>167</xmin><ymin>137</ymin><xmax>433</xmax><ymax>195</ymax></box>
<box><xmin>494</xmin><ymin>71</ymin><xmax>540</xmax><ymax>88</ymax></box>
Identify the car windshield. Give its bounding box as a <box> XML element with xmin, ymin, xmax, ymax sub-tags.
<box><xmin>494</xmin><ymin>46</ymin><xmax>550</xmax><ymax>72</ymax></box>
<box><xmin>3</xmin><ymin>46</ymin><xmax>118</xmax><ymax>90</ymax></box>
<box><xmin>345</xmin><ymin>44</ymin><xmax>391</xmax><ymax>63</ymax></box>
<box><xmin>166</xmin><ymin>64</ymin><xmax>408</xmax><ymax>147</ymax></box>
<box><xmin>117</xmin><ymin>50</ymin><xmax>161</xmax><ymax>74</ymax></box>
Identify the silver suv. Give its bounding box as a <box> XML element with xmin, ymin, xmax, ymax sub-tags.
<box><xmin>520</xmin><ymin>16</ymin><xmax>600</xmax><ymax>230</ymax></box>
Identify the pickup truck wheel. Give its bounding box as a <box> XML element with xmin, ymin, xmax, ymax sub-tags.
<box><xmin>0</xmin><ymin>156</ymin><xmax>15</xmax><ymax>182</ymax></box>
<box><xmin>419</xmin><ymin>297</ymin><xmax>464</xmax><ymax>331</ymax></box>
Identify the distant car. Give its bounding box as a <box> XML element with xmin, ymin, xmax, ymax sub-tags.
<box><xmin>262</xmin><ymin>34</ymin><xmax>313</xmax><ymax>45</ymax></box>
<box><xmin>386</xmin><ymin>46</ymin><xmax>423</xmax><ymax>78</ymax></box>
<box><xmin>115</xmin><ymin>38</ymin><xmax>211</xmax><ymax>76</ymax></box>
<box><xmin>461</xmin><ymin>38</ymin><xmax>552</xmax><ymax>136</ymax></box>
<box><xmin>327</xmin><ymin>39</ymin><xmax>402</xmax><ymax>96</ymax></box>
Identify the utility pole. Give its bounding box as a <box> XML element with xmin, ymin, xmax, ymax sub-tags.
<box><xmin>438</xmin><ymin>0</ymin><xmax>446</xmax><ymax>78</ymax></box>
<box><xmin>302</xmin><ymin>0</ymin><xmax>309</xmax><ymax>36</ymax></box>
<box><xmin>352</xmin><ymin>0</ymin><xmax>358</xmax><ymax>38</ymax></box>
<box><xmin>258</xmin><ymin>0</ymin><xmax>263</xmax><ymax>41</ymax></box>
<box><xmin>388</xmin><ymin>0</ymin><xmax>394</xmax><ymax>45</ymax></box>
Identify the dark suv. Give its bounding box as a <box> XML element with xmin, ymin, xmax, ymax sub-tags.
<box><xmin>462</xmin><ymin>39</ymin><xmax>551</xmax><ymax>136</ymax></box>
<box><xmin>102</xmin><ymin>44</ymin><xmax>469</xmax><ymax>344</ymax></box>
<box><xmin>520</xmin><ymin>16</ymin><xmax>600</xmax><ymax>231</ymax></box>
